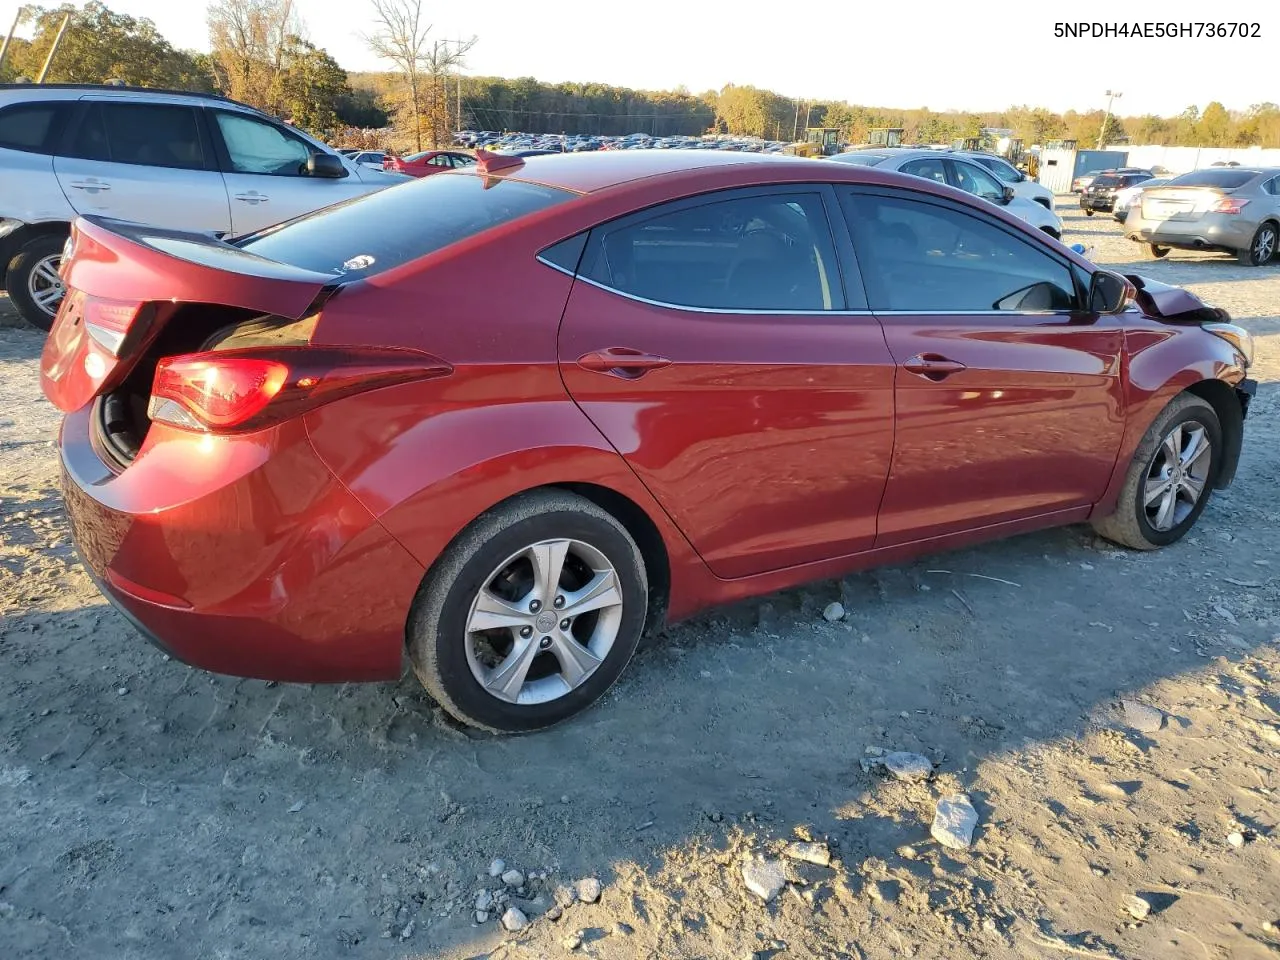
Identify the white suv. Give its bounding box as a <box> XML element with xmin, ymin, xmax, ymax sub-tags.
<box><xmin>0</xmin><ymin>84</ymin><xmax>407</xmax><ymax>329</ymax></box>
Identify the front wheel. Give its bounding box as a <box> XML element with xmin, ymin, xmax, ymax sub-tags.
<box><xmin>1144</xmin><ymin>243</ymin><xmax>1170</xmax><ymax>260</ymax></box>
<box><xmin>408</xmin><ymin>490</ymin><xmax>649</xmax><ymax>733</ymax></box>
<box><xmin>5</xmin><ymin>233</ymin><xmax>68</xmax><ymax>331</ymax></box>
<box><xmin>1236</xmin><ymin>222</ymin><xmax>1278</xmax><ymax>266</ymax></box>
<box><xmin>1091</xmin><ymin>394</ymin><xmax>1221</xmax><ymax>550</ymax></box>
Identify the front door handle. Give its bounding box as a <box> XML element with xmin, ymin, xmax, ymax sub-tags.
<box><xmin>69</xmin><ymin>179</ymin><xmax>110</xmax><ymax>192</ymax></box>
<box><xmin>577</xmin><ymin>347</ymin><xmax>671</xmax><ymax>379</ymax></box>
<box><xmin>234</xmin><ymin>192</ymin><xmax>269</xmax><ymax>205</ymax></box>
<box><xmin>903</xmin><ymin>353</ymin><xmax>967</xmax><ymax>380</ymax></box>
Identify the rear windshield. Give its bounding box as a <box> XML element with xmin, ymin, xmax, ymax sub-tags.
<box><xmin>1091</xmin><ymin>175</ymin><xmax>1123</xmax><ymax>187</ymax></box>
<box><xmin>237</xmin><ymin>172</ymin><xmax>575</xmax><ymax>276</ymax></box>
<box><xmin>1166</xmin><ymin>169</ymin><xmax>1259</xmax><ymax>189</ymax></box>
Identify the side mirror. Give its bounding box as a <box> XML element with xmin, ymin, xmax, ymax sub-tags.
<box><xmin>1090</xmin><ymin>270</ymin><xmax>1132</xmax><ymax>314</ymax></box>
<box><xmin>1001</xmin><ymin>185</ymin><xmax>1015</xmax><ymax>204</ymax></box>
<box><xmin>307</xmin><ymin>153</ymin><xmax>346</xmax><ymax>179</ymax></box>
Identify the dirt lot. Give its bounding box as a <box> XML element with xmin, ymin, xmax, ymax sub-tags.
<box><xmin>2</xmin><ymin>206</ymin><xmax>1278</xmax><ymax>960</ymax></box>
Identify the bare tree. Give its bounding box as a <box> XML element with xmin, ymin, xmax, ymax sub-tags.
<box><xmin>365</xmin><ymin>0</ymin><xmax>473</xmax><ymax>150</ymax></box>
<box><xmin>207</xmin><ymin>0</ymin><xmax>304</xmax><ymax>112</ymax></box>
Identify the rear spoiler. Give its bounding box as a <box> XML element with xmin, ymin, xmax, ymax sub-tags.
<box><xmin>63</xmin><ymin>217</ymin><xmax>342</xmax><ymax>322</ymax></box>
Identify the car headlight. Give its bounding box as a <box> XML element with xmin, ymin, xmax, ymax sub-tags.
<box><xmin>1203</xmin><ymin>322</ymin><xmax>1254</xmax><ymax>369</ymax></box>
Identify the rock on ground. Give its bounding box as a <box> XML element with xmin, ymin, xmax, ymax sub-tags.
<box><xmin>823</xmin><ymin>602</ymin><xmax>846</xmax><ymax>622</ymax></box>
<box><xmin>501</xmin><ymin>907</ymin><xmax>528</xmax><ymax>932</ymax></box>
<box><xmin>1121</xmin><ymin>699</ymin><xmax>1165</xmax><ymax>733</ymax></box>
<box><xmin>882</xmin><ymin>751</ymin><xmax>934</xmax><ymax>781</ymax></box>
<box><xmin>741</xmin><ymin>858</ymin><xmax>788</xmax><ymax>902</ymax></box>
<box><xmin>931</xmin><ymin>793</ymin><xmax>979</xmax><ymax>850</ymax></box>
<box><xmin>575</xmin><ymin>877</ymin><xmax>602</xmax><ymax>903</ymax></box>
<box><xmin>783</xmin><ymin>841</ymin><xmax>831</xmax><ymax>866</ymax></box>
<box><xmin>1125</xmin><ymin>894</ymin><xmax>1152</xmax><ymax>921</ymax></box>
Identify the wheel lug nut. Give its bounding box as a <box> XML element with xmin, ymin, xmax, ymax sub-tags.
<box><xmin>554</xmin><ymin>595</ymin><xmax>566</xmax><ymax>609</ymax></box>
<box><xmin>560</xmin><ymin>619</ymin><xmax>571</xmax><ymax>630</ymax></box>
<box><xmin>529</xmin><ymin>600</ymin><xmax>542</xmax><ymax>613</ymax></box>
<box><xmin>539</xmin><ymin>636</ymin><xmax>552</xmax><ymax>650</ymax></box>
<box><xmin>520</xmin><ymin>626</ymin><xmax>533</xmax><ymax>639</ymax></box>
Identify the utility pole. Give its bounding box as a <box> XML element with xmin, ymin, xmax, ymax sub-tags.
<box><xmin>1098</xmin><ymin>89</ymin><xmax>1122</xmax><ymax>148</ymax></box>
<box><xmin>36</xmin><ymin>11</ymin><xmax>69</xmax><ymax>83</ymax></box>
<box><xmin>792</xmin><ymin>98</ymin><xmax>801</xmax><ymax>141</ymax></box>
<box><xmin>0</xmin><ymin>5</ymin><xmax>30</xmax><ymax>74</ymax></box>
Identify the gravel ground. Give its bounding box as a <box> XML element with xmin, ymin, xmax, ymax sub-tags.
<box><xmin>2</xmin><ymin>205</ymin><xmax>1279</xmax><ymax>960</ymax></box>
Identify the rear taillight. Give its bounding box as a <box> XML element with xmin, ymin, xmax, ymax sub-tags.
<box><xmin>147</xmin><ymin>347</ymin><xmax>452</xmax><ymax>433</ymax></box>
<box><xmin>82</xmin><ymin>296</ymin><xmax>146</xmax><ymax>355</ymax></box>
<box><xmin>1211</xmin><ymin>197</ymin><xmax>1250</xmax><ymax>214</ymax></box>
<box><xmin>150</xmin><ymin>356</ymin><xmax>289</xmax><ymax>430</ymax></box>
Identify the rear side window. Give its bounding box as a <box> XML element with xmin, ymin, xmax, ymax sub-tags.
<box><xmin>237</xmin><ymin>172</ymin><xmax>575</xmax><ymax>276</ymax></box>
<box><xmin>66</xmin><ymin>103</ymin><xmax>206</xmax><ymax>170</ymax></box>
<box><xmin>579</xmin><ymin>191</ymin><xmax>841</xmax><ymax>311</ymax></box>
<box><xmin>1167</xmin><ymin>169</ymin><xmax>1258</xmax><ymax>189</ymax></box>
<box><xmin>0</xmin><ymin>102</ymin><xmax>63</xmax><ymax>153</ymax></box>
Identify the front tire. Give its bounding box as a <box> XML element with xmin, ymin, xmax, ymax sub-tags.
<box><xmin>1091</xmin><ymin>394</ymin><xmax>1221</xmax><ymax>550</ymax></box>
<box><xmin>408</xmin><ymin>490</ymin><xmax>648</xmax><ymax>733</ymax></box>
<box><xmin>1144</xmin><ymin>243</ymin><xmax>1170</xmax><ymax>260</ymax></box>
<box><xmin>5</xmin><ymin>233</ymin><xmax>68</xmax><ymax>331</ymax></box>
<box><xmin>1236</xmin><ymin>222</ymin><xmax>1278</xmax><ymax>266</ymax></box>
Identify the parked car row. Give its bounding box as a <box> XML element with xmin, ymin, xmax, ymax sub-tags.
<box><xmin>827</xmin><ymin>148</ymin><xmax>1063</xmax><ymax>237</ymax></box>
<box><xmin>1</xmin><ymin>84</ymin><xmax>408</xmax><ymax>329</ymax></box>
<box><xmin>454</xmin><ymin>130</ymin><xmax>794</xmax><ymax>155</ymax></box>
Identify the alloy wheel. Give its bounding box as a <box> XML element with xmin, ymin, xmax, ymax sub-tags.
<box><xmin>1143</xmin><ymin>422</ymin><xmax>1212</xmax><ymax>532</ymax></box>
<box><xmin>464</xmin><ymin>538</ymin><xmax>624</xmax><ymax>704</ymax></box>
<box><xmin>26</xmin><ymin>253</ymin><xmax>65</xmax><ymax>317</ymax></box>
<box><xmin>1255</xmin><ymin>226</ymin><xmax>1277</xmax><ymax>263</ymax></box>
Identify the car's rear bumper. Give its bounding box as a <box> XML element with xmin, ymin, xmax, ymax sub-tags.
<box><xmin>59</xmin><ymin>406</ymin><xmax>423</xmax><ymax>682</ymax></box>
<box><xmin>1126</xmin><ymin>214</ymin><xmax>1256</xmax><ymax>252</ymax></box>
<box><xmin>1080</xmin><ymin>196</ymin><xmax>1115</xmax><ymax>211</ymax></box>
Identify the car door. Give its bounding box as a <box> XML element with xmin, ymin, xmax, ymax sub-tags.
<box><xmin>556</xmin><ymin>186</ymin><xmax>896</xmax><ymax>579</ymax></box>
<box><xmin>839</xmin><ymin>187</ymin><xmax>1126</xmax><ymax>546</ymax></box>
<box><xmin>53</xmin><ymin>99</ymin><xmax>231</xmax><ymax>233</ymax></box>
<box><xmin>208</xmin><ymin>109</ymin><xmax>372</xmax><ymax>235</ymax></box>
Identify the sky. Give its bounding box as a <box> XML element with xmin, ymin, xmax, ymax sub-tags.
<box><xmin>4</xmin><ymin>0</ymin><xmax>1274</xmax><ymax>116</ymax></box>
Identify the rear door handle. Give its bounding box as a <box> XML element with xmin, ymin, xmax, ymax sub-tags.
<box><xmin>577</xmin><ymin>347</ymin><xmax>671</xmax><ymax>378</ymax></box>
<box><xmin>234</xmin><ymin>192</ymin><xmax>269</xmax><ymax>204</ymax></box>
<box><xmin>69</xmin><ymin>179</ymin><xmax>110</xmax><ymax>192</ymax></box>
<box><xmin>903</xmin><ymin>353</ymin><xmax>967</xmax><ymax>380</ymax></box>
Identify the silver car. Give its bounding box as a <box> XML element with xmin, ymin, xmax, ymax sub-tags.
<box><xmin>1113</xmin><ymin>177</ymin><xmax>1169</xmax><ymax>223</ymax></box>
<box><xmin>1124</xmin><ymin>167</ymin><xmax>1280</xmax><ymax>265</ymax></box>
<box><xmin>827</xmin><ymin>148</ymin><xmax>1064</xmax><ymax>238</ymax></box>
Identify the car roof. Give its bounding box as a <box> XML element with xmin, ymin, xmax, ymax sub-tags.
<box><xmin>477</xmin><ymin>149</ymin><xmax>819</xmax><ymax>194</ymax></box>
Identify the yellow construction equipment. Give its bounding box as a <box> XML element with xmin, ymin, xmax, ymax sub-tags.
<box><xmin>792</xmin><ymin>127</ymin><xmax>841</xmax><ymax>158</ymax></box>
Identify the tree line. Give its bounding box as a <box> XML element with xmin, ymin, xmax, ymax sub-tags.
<box><xmin>3</xmin><ymin>1</ymin><xmax>1279</xmax><ymax>151</ymax></box>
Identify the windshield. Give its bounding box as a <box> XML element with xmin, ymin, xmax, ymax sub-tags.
<box><xmin>1166</xmin><ymin>169</ymin><xmax>1259</xmax><ymax>189</ymax></box>
<box><xmin>1092</xmin><ymin>175</ymin><xmax>1124</xmax><ymax>188</ymax></box>
<box><xmin>238</xmin><ymin>173</ymin><xmax>576</xmax><ymax>277</ymax></box>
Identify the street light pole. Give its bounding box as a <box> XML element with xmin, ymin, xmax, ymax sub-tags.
<box><xmin>1098</xmin><ymin>89</ymin><xmax>1122</xmax><ymax>148</ymax></box>
<box><xmin>0</xmin><ymin>5</ymin><xmax>30</xmax><ymax>73</ymax></box>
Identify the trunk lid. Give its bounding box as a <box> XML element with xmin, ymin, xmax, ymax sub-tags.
<box><xmin>1138</xmin><ymin>186</ymin><xmax>1229</xmax><ymax>223</ymax></box>
<box><xmin>41</xmin><ymin>217</ymin><xmax>340</xmax><ymax>413</ymax></box>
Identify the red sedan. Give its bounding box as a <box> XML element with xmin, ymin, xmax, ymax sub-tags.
<box><xmin>383</xmin><ymin>150</ymin><xmax>477</xmax><ymax>177</ymax></box>
<box><xmin>41</xmin><ymin>150</ymin><xmax>1257</xmax><ymax>733</ymax></box>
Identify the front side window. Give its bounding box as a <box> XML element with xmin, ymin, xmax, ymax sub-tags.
<box><xmin>949</xmin><ymin>161</ymin><xmax>1006</xmax><ymax>203</ymax></box>
<box><xmin>900</xmin><ymin>158</ymin><xmax>948</xmax><ymax>185</ymax></box>
<box><xmin>215</xmin><ymin>112</ymin><xmax>313</xmax><ymax>176</ymax></box>
<box><xmin>842</xmin><ymin>191</ymin><xmax>1077</xmax><ymax>313</ymax></box>
<box><xmin>67</xmin><ymin>102</ymin><xmax>205</xmax><ymax>170</ymax></box>
<box><xmin>0</xmin><ymin>102</ymin><xmax>63</xmax><ymax>153</ymax></box>
<box><xmin>579</xmin><ymin>192</ymin><xmax>841</xmax><ymax>311</ymax></box>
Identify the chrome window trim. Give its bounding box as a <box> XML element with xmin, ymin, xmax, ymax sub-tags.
<box><xmin>538</xmin><ymin>260</ymin><xmax>1082</xmax><ymax>319</ymax></box>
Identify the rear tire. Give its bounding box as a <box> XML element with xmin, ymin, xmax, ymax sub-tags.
<box><xmin>1084</xmin><ymin>208</ymin><xmax>1095</xmax><ymax>217</ymax></box>
<box><xmin>1091</xmin><ymin>394</ymin><xmax>1221</xmax><ymax>550</ymax></box>
<box><xmin>5</xmin><ymin>233</ymin><xmax>68</xmax><ymax>332</ymax></box>
<box><xmin>1144</xmin><ymin>243</ymin><xmax>1170</xmax><ymax>260</ymax></box>
<box><xmin>1236</xmin><ymin>222</ymin><xmax>1278</xmax><ymax>266</ymax></box>
<box><xmin>408</xmin><ymin>490</ymin><xmax>648</xmax><ymax>734</ymax></box>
